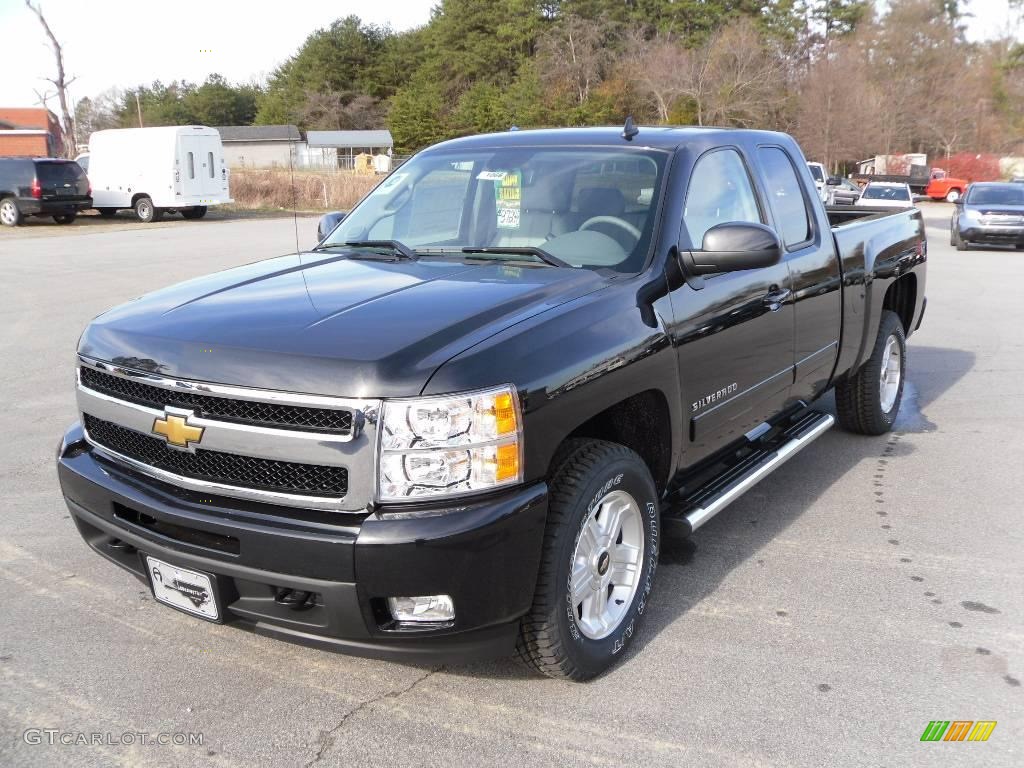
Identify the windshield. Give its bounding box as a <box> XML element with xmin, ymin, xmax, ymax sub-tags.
<box><xmin>807</xmin><ymin>164</ymin><xmax>824</xmax><ymax>182</ymax></box>
<box><xmin>967</xmin><ymin>185</ymin><xmax>1024</xmax><ymax>206</ymax></box>
<box><xmin>323</xmin><ymin>146</ymin><xmax>670</xmax><ymax>272</ymax></box>
<box><xmin>862</xmin><ymin>185</ymin><xmax>909</xmax><ymax>201</ymax></box>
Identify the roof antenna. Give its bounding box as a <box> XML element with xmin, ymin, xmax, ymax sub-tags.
<box><xmin>622</xmin><ymin>115</ymin><xmax>639</xmax><ymax>141</ymax></box>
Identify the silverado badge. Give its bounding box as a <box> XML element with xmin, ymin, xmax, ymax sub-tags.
<box><xmin>152</xmin><ymin>410</ymin><xmax>204</xmax><ymax>449</ymax></box>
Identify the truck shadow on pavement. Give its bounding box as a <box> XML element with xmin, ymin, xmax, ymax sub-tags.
<box><xmin>451</xmin><ymin>344</ymin><xmax>975</xmax><ymax>681</ymax></box>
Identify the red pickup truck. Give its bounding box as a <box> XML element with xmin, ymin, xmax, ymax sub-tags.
<box><xmin>925</xmin><ymin>168</ymin><xmax>968</xmax><ymax>202</ymax></box>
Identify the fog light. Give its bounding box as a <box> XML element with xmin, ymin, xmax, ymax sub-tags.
<box><xmin>387</xmin><ymin>594</ymin><xmax>454</xmax><ymax>623</ymax></box>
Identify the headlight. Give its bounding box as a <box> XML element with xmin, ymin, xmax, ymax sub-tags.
<box><xmin>378</xmin><ymin>385</ymin><xmax>522</xmax><ymax>502</ymax></box>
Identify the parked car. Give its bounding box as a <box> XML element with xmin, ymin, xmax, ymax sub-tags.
<box><xmin>58</xmin><ymin>126</ymin><xmax>926</xmax><ymax>680</ymax></box>
<box><xmin>77</xmin><ymin>126</ymin><xmax>231</xmax><ymax>222</ymax></box>
<box><xmin>807</xmin><ymin>161</ymin><xmax>829</xmax><ymax>203</ymax></box>
<box><xmin>924</xmin><ymin>168</ymin><xmax>968</xmax><ymax>202</ymax></box>
<box><xmin>827</xmin><ymin>176</ymin><xmax>862</xmax><ymax>205</ymax></box>
<box><xmin>316</xmin><ymin>210</ymin><xmax>347</xmax><ymax>242</ymax></box>
<box><xmin>950</xmin><ymin>181</ymin><xmax>1024</xmax><ymax>251</ymax></box>
<box><xmin>856</xmin><ymin>181</ymin><xmax>915</xmax><ymax>208</ymax></box>
<box><xmin>0</xmin><ymin>157</ymin><xmax>91</xmax><ymax>226</ymax></box>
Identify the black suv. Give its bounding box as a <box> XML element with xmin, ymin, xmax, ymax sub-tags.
<box><xmin>0</xmin><ymin>157</ymin><xmax>91</xmax><ymax>226</ymax></box>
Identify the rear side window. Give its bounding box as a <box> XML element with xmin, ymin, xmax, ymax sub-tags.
<box><xmin>187</xmin><ymin>152</ymin><xmax>195</xmax><ymax>179</ymax></box>
<box><xmin>683</xmin><ymin>149</ymin><xmax>762</xmax><ymax>247</ymax></box>
<box><xmin>758</xmin><ymin>147</ymin><xmax>812</xmax><ymax>248</ymax></box>
<box><xmin>35</xmin><ymin>162</ymin><xmax>86</xmax><ymax>185</ymax></box>
<box><xmin>208</xmin><ymin>152</ymin><xmax>215</xmax><ymax>178</ymax></box>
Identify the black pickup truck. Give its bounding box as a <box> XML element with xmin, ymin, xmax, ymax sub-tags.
<box><xmin>57</xmin><ymin>126</ymin><xmax>926</xmax><ymax>680</ymax></box>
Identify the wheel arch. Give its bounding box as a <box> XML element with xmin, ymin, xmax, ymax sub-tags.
<box><xmin>883</xmin><ymin>273</ymin><xmax>917</xmax><ymax>336</ymax></box>
<box><xmin>130</xmin><ymin>193</ymin><xmax>151</xmax><ymax>208</ymax></box>
<box><xmin>556</xmin><ymin>389</ymin><xmax>673</xmax><ymax>495</ymax></box>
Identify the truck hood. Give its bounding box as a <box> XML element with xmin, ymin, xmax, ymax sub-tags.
<box><xmin>79</xmin><ymin>252</ymin><xmax>608</xmax><ymax>397</ymax></box>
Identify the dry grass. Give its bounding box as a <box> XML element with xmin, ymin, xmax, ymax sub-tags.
<box><xmin>228</xmin><ymin>169</ymin><xmax>379</xmax><ymax>212</ymax></box>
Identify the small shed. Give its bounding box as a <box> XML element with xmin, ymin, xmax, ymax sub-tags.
<box><xmin>304</xmin><ymin>130</ymin><xmax>393</xmax><ymax>171</ymax></box>
<box><xmin>216</xmin><ymin>125</ymin><xmax>302</xmax><ymax>169</ymax></box>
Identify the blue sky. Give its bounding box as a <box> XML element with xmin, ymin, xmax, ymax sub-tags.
<box><xmin>0</xmin><ymin>0</ymin><xmax>1016</xmax><ymax>109</ymax></box>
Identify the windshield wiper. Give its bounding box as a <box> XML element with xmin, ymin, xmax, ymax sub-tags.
<box><xmin>459</xmin><ymin>246</ymin><xmax>572</xmax><ymax>268</ymax></box>
<box><xmin>314</xmin><ymin>239</ymin><xmax>417</xmax><ymax>260</ymax></box>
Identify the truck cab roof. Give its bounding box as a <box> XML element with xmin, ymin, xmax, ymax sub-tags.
<box><xmin>425</xmin><ymin>125</ymin><xmax>796</xmax><ymax>153</ymax></box>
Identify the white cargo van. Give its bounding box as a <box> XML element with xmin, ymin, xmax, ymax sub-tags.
<box><xmin>76</xmin><ymin>126</ymin><xmax>231</xmax><ymax>222</ymax></box>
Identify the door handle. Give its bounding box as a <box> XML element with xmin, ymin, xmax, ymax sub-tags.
<box><xmin>762</xmin><ymin>288</ymin><xmax>791</xmax><ymax>312</ymax></box>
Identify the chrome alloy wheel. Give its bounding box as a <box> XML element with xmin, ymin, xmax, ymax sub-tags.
<box><xmin>879</xmin><ymin>335</ymin><xmax>902</xmax><ymax>413</ymax></box>
<box><xmin>0</xmin><ymin>200</ymin><xmax>17</xmax><ymax>226</ymax></box>
<box><xmin>569</xmin><ymin>489</ymin><xmax>645</xmax><ymax>640</ymax></box>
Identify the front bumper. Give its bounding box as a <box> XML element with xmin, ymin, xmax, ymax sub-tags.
<box><xmin>959</xmin><ymin>224</ymin><xmax>1024</xmax><ymax>245</ymax></box>
<box><xmin>57</xmin><ymin>422</ymin><xmax>548</xmax><ymax>664</ymax></box>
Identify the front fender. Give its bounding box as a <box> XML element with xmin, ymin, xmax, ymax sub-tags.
<box><xmin>422</xmin><ymin>279</ymin><xmax>683</xmax><ymax>486</ymax></box>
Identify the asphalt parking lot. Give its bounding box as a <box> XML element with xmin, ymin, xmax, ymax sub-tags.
<box><xmin>1</xmin><ymin>203</ymin><xmax>1020</xmax><ymax>767</ymax></box>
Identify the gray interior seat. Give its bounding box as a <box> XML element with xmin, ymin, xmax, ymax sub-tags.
<box><xmin>492</xmin><ymin>171</ymin><xmax>574</xmax><ymax>247</ymax></box>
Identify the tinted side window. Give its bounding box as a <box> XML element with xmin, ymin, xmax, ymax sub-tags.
<box><xmin>683</xmin><ymin>149</ymin><xmax>762</xmax><ymax>246</ymax></box>
<box><xmin>187</xmin><ymin>152</ymin><xmax>195</xmax><ymax>180</ymax></box>
<box><xmin>208</xmin><ymin>151</ymin><xmax>215</xmax><ymax>178</ymax></box>
<box><xmin>759</xmin><ymin>148</ymin><xmax>812</xmax><ymax>248</ymax></box>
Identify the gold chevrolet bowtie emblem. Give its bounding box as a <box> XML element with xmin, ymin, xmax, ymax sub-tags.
<box><xmin>152</xmin><ymin>412</ymin><xmax>204</xmax><ymax>448</ymax></box>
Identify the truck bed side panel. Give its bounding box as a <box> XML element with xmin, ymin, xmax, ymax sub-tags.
<box><xmin>831</xmin><ymin>208</ymin><xmax>927</xmax><ymax>378</ymax></box>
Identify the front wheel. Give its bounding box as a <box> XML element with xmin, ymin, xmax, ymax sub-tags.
<box><xmin>835</xmin><ymin>310</ymin><xmax>906</xmax><ymax>435</ymax></box>
<box><xmin>517</xmin><ymin>439</ymin><xmax>659</xmax><ymax>680</ymax></box>
<box><xmin>945</xmin><ymin>189</ymin><xmax>961</xmax><ymax>203</ymax></box>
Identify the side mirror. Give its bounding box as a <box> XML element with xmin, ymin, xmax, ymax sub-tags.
<box><xmin>952</xmin><ymin>197</ymin><xmax>964</xmax><ymax>206</ymax></box>
<box><xmin>317</xmin><ymin>211</ymin><xmax>347</xmax><ymax>242</ymax></box>
<box><xmin>826</xmin><ymin>176</ymin><xmax>841</xmax><ymax>186</ymax></box>
<box><xmin>688</xmin><ymin>222</ymin><xmax>783</xmax><ymax>275</ymax></box>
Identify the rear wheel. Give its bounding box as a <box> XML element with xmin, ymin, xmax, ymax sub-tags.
<box><xmin>181</xmin><ymin>206</ymin><xmax>207</xmax><ymax>220</ymax></box>
<box><xmin>134</xmin><ymin>196</ymin><xmax>162</xmax><ymax>223</ymax></box>
<box><xmin>835</xmin><ymin>310</ymin><xmax>906</xmax><ymax>436</ymax></box>
<box><xmin>945</xmin><ymin>189</ymin><xmax>961</xmax><ymax>203</ymax></box>
<box><xmin>517</xmin><ymin>439</ymin><xmax>659</xmax><ymax>681</ymax></box>
<box><xmin>0</xmin><ymin>197</ymin><xmax>22</xmax><ymax>226</ymax></box>
<box><xmin>97</xmin><ymin>208</ymin><xmax>117</xmax><ymax>218</ymax></box>
<box><xmin>53</xmin><ymin>213</ymin><xmax>76</xmax><ymax>224</ymax></box>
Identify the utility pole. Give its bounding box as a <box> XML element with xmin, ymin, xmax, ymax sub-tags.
<box><xmin>135</xmin><ymin>92</ymin><xmax>144</xmax><ymax>127</ymax></box>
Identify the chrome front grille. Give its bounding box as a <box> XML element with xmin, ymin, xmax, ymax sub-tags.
<box><xmin>80</xmin><ymin>367</ymin><xmax>353</xmax><ymax>434</ymax></box>
<box><xmin>84</xmin><ymin>415</ymin><xmax>349</xmax><ymax>497</ymax></box>
<box><xmin>76</xmin><ymin>357</ymin><xmax>379</xmax><ymax>512</ymax></box>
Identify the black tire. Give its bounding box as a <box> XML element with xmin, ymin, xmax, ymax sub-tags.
<box><xmin>1015</xmin><ymin>244</ymin><xmax>1024</xmax><ymax>250</ymax></box>
<box><xmin>53</xmin><ymin>213</ymin><xmax>76</xmax><ymax>224</ymax></box>
<box><xmin>134</xmin><ymin>196</ymin><xmax>162</xmax><ymax>223</ymax></box>
<box><xmin>517</xmin><ymin>439</ymin><xmax>660</xmax><ymax>681</ymax></box>
<box><xmin>181</xmin><ymin>205</ymin><xmax>207</xmax><ymax>220</ymax></box>
<box><xmin>835</xmin><ymin>310</ymin><xmax>906</xmax><ymax>435</ymax></box>
<box><xmin>0</xmin><ymin>197</ymin><xmax>22</xmax><ymax>227</ymax></box>
<box><xmin>955</xmin><ymin>233</ymin><xmax>968</xmax><ymax>251</ymax></box>
<box><xmin>97</xmin><ymin>208</ymin><xmax>117</xmax><ymax>218</ymax></box>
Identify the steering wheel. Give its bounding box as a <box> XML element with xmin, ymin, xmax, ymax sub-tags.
<box><xmin>579</xmin><ymin>216</ymin><xmax>642</xmax><ymax>242</ymax></box>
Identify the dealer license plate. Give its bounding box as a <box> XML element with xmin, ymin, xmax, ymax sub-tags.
<box><xmin>145</xmin><ymin>555</ymin><xmax>220</xmax><ymax>621</ymax></box>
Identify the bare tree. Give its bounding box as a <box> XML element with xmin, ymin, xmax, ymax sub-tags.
<box><xmin>25</xmin><ymin>0</ymin><xmax>76</xmax><ymax>157</ymax></box>
<box><xmin>298</xmin><ymin>91</ymin><xmax>383</xmax><ymax>130</ymax></box>
<box><xmin>626</xmin><ymin>20</ymin><xmax>788</xmax><ymax>127</ymax></box>
<box><xmin>538</xmin><ymin>15</ymin><xmax>617</xmax><ymax>107</ymax></box>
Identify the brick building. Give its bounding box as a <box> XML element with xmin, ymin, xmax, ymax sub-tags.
<box><xmin>0</xmin><ymin>108</ymin><xmax>64</xmax><ymax>157</ymax></box>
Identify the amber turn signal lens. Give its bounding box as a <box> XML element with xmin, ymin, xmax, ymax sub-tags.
<box><xmin>494</xmin><ymin>391</ymin><xmax>517</xmax><ymax>435</ymax></box>
<box><xmin>495</xmin><ymin>442</ymin><xmax>520</xmax><ymax>482</ymax></box>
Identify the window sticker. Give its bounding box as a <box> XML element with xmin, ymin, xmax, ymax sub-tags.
<box><xmin>477</xmin><ymin>170</ymin><xmax>507</xmax><ymax>181</ymax></box>
<box><xmin>495</xmin><ymin>170</ymin><xmax>521</xmax><ymax>229</ymax></box>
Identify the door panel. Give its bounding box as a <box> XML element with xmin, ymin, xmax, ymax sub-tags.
<box><xmin>755</xmin><ymin>146</ymin><xmax>842</xmax><ymax>404</ymax></box>
<box><xmin>668</xmin><ymin>146</ymin><xmax>795</xmax><ymax>467</ymax></box>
